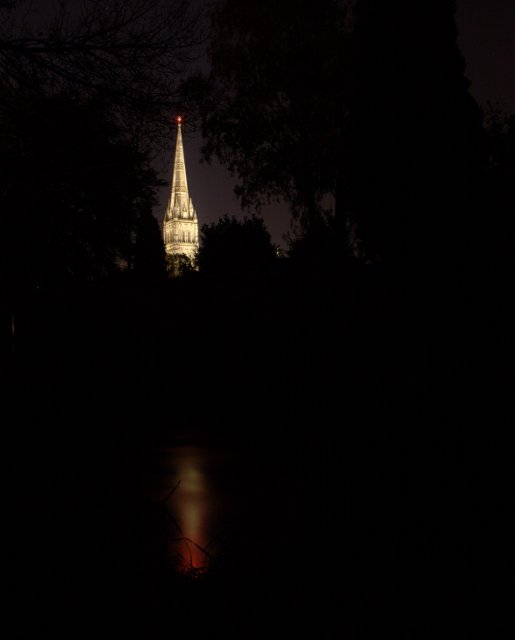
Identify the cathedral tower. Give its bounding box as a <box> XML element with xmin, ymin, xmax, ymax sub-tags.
<box><xmin>163</xmin><ymin>115</ymin><xmax>199</xmax><ymax>262</ymax></box>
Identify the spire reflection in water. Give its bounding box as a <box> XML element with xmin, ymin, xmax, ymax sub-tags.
<box><xmin>152</xmin><ymin>444</ymin><xmax>236</xmax><ymax>573</ymax></box>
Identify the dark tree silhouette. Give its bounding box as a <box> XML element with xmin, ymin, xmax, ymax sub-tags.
<box><xmin>187</xmin><ymin>0</ymin><xmax>350</xmax><ymax>237</ymax></box>
<box><xmin>133</xmin><ymin>209</ymin><xmax>168</xmax><ymax>282</ymax></box>
<box><xmin>482</xmin><ymin>106</ymin><xmax>515</xmax><ymax>272</ymax></box>
<box><xmin>337</xmin><ymin>6</ymin><xmax>510</xmax><ymax>638</ymax></box>
<box><xmin>198</xmin><ymin>214</ymin><xmax>277</xmax><ymax>276</ymax></box>
<box><xmin>347</xmin><ymin>0</ymin><xmax>486</xmax><ymax>270</ymax></box>
<box><xmin>286</xmin><ymin>212</ymin><xmax>341</xmax><ymax>271</ymax></box>
<box><xmin>0</xmin><ymin>91</ymin><xmax>163</xmax><ymax>292</ymax></box>
<box><xmin>166</xmin><ymin>252</ymin><xmax>198</xmax><ymax>278</ymax></box>
<box><xmin>0</xmin><ymin>0</ymin><xmax>205</xmax><ymax>147</ymax></box>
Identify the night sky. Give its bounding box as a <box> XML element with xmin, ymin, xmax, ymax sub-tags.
<box><xmin>165</xmin><ymin>0</ymin><xmax>515</xmax><ymax>249</ymax></box>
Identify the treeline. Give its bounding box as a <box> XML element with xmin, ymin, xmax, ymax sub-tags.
<box><xmin>188</xmin><ymin>0</ymin><xmax>514</xmax><ymax>279</ymax></box>
<box><xmin>1</xmin><ymin>0</ymin><xmax>513</xmax><ymax>299</ymax></box>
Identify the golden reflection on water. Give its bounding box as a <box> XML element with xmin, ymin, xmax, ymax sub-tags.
<box><xmin>155</xmin><ymin>446</ymin><xmax>233</xmax><ymax>573</ymax></box>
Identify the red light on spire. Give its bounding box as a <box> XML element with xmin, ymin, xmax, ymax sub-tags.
<box><xmin>176</xmin><ymin>115</ymin><xmax>183</xmax><ymax>124</ymax></box>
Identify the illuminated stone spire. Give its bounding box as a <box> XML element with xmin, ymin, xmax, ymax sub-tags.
<box><xmin>163</xmin><ymin>115</ymin><xmax>199</xmax><ymax>264</ymax></box>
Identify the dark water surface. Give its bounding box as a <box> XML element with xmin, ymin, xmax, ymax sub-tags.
<box><xmin>144</xmin><ymin>429</ymin><xmax>334</xmax><ymax>576</ymax></box>
<box><xmin>8</xmin><ymin>268</ymin><xmax>495</xmax><ymax>638</ymax></box>
<box><xmin>141</xmin><ymin>429</ymin><xmax>344</xmax><ymax>637</ymax></box>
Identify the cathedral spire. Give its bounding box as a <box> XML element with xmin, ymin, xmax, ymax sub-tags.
<box><xmin>163</xmin><ymin>115</ymin><xmax>199</xmax><ymax>267</ymax></box>
<box><xmin>170</xmin><ymin>115</ymin><xmax>189</xmax><ymax>203</ymax></box>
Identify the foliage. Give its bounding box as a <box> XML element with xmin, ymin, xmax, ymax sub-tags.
<box><xmin>0</xmin><ymin>91</ymin><xmax>163</xmax><ymax>291</ymax></box>
<box><xmin>286</xmin><ymin>213</ymin><xmax>341</xmax><ymax>270</ymax></box>
<box><xmin>188</xmin><ymin>0</ymin><xmax>351</xmax><ymax>231</ymax></box>
<box><xmin>481</xmin><ymin>105</ymin><xmax>515</xmax><ymax>269</ymax></box>
<box><xmin>133</xmin><ymin>209</ymin><xmax>168</xmax><ymax>282</ymax></box>
<box><xmin>347</xmin><ymin>0</ymin><xmax>487</xmax><ymax>266</ymax></box>
<box><xmin>198</xmin><ymin>214</ymin><xmax>277</xmax><ymax>275</ymax></box>
<box><xmin>166</xmin><ymin>252</ymin><xmax>198</xmax><ymax>278</ymax></box>
<box><xmin>483</xmin><ymin>106</ymin><xmax>515</xmax><ymax>178</ymax></box>
<box><xmin>189</xmin><ymin>0</ymin><xmax>502</xmax><ymax>268</ymax></box>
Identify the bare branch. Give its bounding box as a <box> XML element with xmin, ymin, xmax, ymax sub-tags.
<box><xmin>0</xmin><ymin>0</ymin><xmax>207</xmax><ymax>147</ymax></box>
